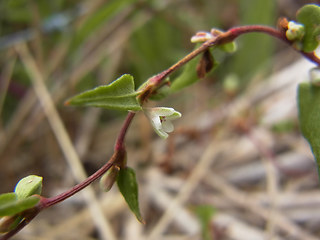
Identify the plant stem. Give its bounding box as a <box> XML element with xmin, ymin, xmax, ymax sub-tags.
<box><xmin>5</xmin><ymin>24</ymin><xmax>320</xmax><ymax>240</ymax></box>
<box><xmin>41</xmin><ymin>111</ymin><xmax>136</xmax><ymax>208</ymax></box>
<box><xmin>115</xmin><ymin>111</ymin><xmax>136</xmax><ymax>151</ymax></box>
<box><xmin>37</xmin><ymin>24</ymin><xmax>320</xmax><ymax>209</ymax></box>
<box><xmin>147</xmin><ymin>25</ymin><xmax>320</xmax><ymax>90</ymax></box>
<box><xmin>41</xmin><ymin>157</ymin><xmax>115</xmax><ymax>208</ymax></box>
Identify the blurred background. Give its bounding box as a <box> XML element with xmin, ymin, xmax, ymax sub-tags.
<box><xmin>1</xmin><ymin>0</ymin><xmax>320</xmax><ymax>239</ymax></box>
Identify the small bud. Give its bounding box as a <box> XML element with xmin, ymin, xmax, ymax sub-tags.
<box><xmin>100</xmin><ymin>166</ymin><xmax>120</xmax><ymax>192</ymax></box>
<box><xmin>310</xmin><ymin>67</ymin><xmax>320</xmax><ymax>87</ymax></box>
<box><xmin>277</xmin><ymin>17</ymin><xmax>289</xmax><ymax>33</ymax></box>
<box><xmin>210</xmin><ymin>28</ymin><xmax>223</xmax><ymax>37</ymax></box>
<box><xmin>286</xmin><ymin>21</ymin><xmax>305</xmax><ymax>41</ymax></box>
<box><xmin>191</xmin><ymin>31</ymin><xmax>212</xmax><ymax>43</ymax></box>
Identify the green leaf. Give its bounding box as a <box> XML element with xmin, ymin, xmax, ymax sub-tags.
<box><xmin>218</xmin><ymin>41</ymin><xmax>237</xmax><ymax>53</ymax></box>
<box><xmin>170</xmin><ymin>49</ymin><xmax>201</xmax><ymax>92</ymax></box>
<box><xmin>66</xmin><ymin>74</ymin><xmax>142</xmax><ymax>111</ymax></box>
<box><xmin>194</xmin><ymin>205</ymin><xmax>216</xmax><ymax>240</ymax></box>
<box><xmin>298</xmin><ymin>82</ymin><xmax>320</xmax><ymax>178</ymax></box>
<box><xmin>170</xmin><ymin>46</ymin><xmax>216</xmax><ymax>92</ymax></box>
<box><xmin>297</xmin><ymin>4</ymin><xmax>320</xmax><ymax>52</ymax></box>
<box><xmin>14</xmin><ymin>175</ymin><xmax>43</xmax><ymax>199</ymax></box>
<box><xmin>117</xmin><ymin>167</ymin><xmax>144</xmax><ymax>223</ymax></box>
<box><xmin>0</xmin><ymin>193</ymin><xmax>17</xmax><ymax>207</ymax></box>
<box><xmin>149</xmin><ymin>85</ymin><xmax>171</xmax><ymax>101</ymax></box>
<box><xmin>0</xmin><ymin>196</ymin><xmax>40</xmax><ymax>217</ymax></box>
<box><xmin>72</xmin><ymin>0</ymin><xmax>137</xmax><ymax>51</ymax></box>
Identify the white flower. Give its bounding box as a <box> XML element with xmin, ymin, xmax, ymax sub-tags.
<box><xmin>144</xmin><ymin>107</ymin><xmax>182</xmax><ymax>139</ymax></box>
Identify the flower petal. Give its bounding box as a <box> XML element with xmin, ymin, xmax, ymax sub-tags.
<box><xmin>151</xmin><ymin>115</ymin><xmax>162</xmax><ymax>130</ymax></box>
<box><xmin>166</xmin><ymin>111</ymin><xmax>182</xmax><ymax>120</ymax></box>
<box><xmin>155</xmin><ymin>128</ymin><xmax>169</xmax><ymax>139</ymax></box>
<box><xmin>151</xmin><ymin>107</ymin><xmax>176</xmax><ymax>117</ymax></box>
<box><xmin>162</xmin><ymin>121</ymin><xmax>174</xmax><ymax>132</ymax></box>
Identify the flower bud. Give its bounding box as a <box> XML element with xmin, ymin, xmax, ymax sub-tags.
<box><xmin>100</xmin><ymin>166</ymin><xmax>119</xmax><ymax>192</ymax></box>
<box><xmin>286</xmin><ymin>21</ymin><xmax>305</xmax><ymax>41</ymax></box>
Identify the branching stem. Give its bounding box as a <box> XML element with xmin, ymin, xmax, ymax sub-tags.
<box><xmin>3</xmin><ymin>24</ymin><xmax>320</xmax><ymax>240</ymax></box>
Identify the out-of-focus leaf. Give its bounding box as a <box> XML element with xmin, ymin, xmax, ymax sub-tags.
<box><xmin>149</xmin><ymin>85</ymin><xmax>171</xmax><ymax>101</ymax></box>
<box><xmin>0</xmin><ymin>215</ymin><xmax>22</xmax><ymax>233</ymax></box>
<box><xmin>72</xmin><ymin>0</ymin><xmax>137</xmax><ymax>50</ymax></box>
<box><xmin>14</xmin><ymin>175</ymin><xmax>42</xmax><ymax>199</ymax></box>
<box><xmin>0</xmin><ymin>196</ymin><xmax>40</xmax><ymax>217</ymax></box>
<box><xmin>297</xmin><ymin>4</ymin><xmax>320</xmax><ymax>52</ymax></box>
<box><xmin>298</xmin><ymin>82</ymin><xmax>320</xmax><ymax>178</ymax></box>
<box><xmin>65</xmin><ymin>74</ymin><xmax>142</xmax><ymax>111</ymax></box>
<box><xmin>0</xmin><ymin>193</ymin><xmax>17</xmax><ymax>207</ymax></box>
<box><xmin>194</xmin><ymin>205</ymin><xmax>216</xmax><ymax>240</ymax></box>
<box><xmin>218</xmin><ymin>41</ymin><xmax>237</xmax><ymax>53</ymax></box>
<box><xmin>170</xmin><ymin>49</ymin><xmax>201</xmax><ymax>92</ymax></box>
<box><xmin>170</xmin><ymin>46</ymin><xmax>216</xmax><ymax>92</ymax></box>
<box><xmin>117</xmin><ymin>167</ymin><xmax>144</xmax><ymax>223</ymax></box>
<box><xmin>232</xmin><ymin>0</ymin><xmax>274</xmax><ymax>84</ymax></box>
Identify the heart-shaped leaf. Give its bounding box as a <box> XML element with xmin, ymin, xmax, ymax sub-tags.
<box><xmin>297</xmin><ymin>4</ymin><xmax>320</xmax><ymax>52</ymax></box>
<box><xmin>66</xmin><ymin>74</ymin><xmax>142</xmax><ymax>111</ymax></box>
<box><xmin>117</xmin><ymin>167</ymin><xmax>144</xmax><ymax>223</ymax></box>
<box><xmin>298</xmin><ymin>82</ymin><xmax>320</xmax><ymax>179</ymax></box>
<box><xmin>14</xmin><ymin>175</ymin><xmax>42</xmax><ymax>199</ymax></box>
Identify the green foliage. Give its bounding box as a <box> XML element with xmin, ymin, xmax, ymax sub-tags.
<box><xmin>194</xmin><ymin>205</ymin><xmax>216</xmax><ymax>240</ymax></box>
<box><xmin>232</xmin><ymin>0</ymin><xmax>275</xmax><ymax>84</ymax></box>
<box><xmin>0</xmin><ymin>194</ymin><xmax>39</xmax><ymax>217</ymax></box>
<box><xmin>218</xmin><ymin>41</ymin><xmax>237</xmax><ymax>53</ymax></box>
<box><xmin>271</xmin><ymin>120</ymin><xmax>295</xmax><ymax>133</ymax></box>
<box><xmin>170</xmin><ymin>47</ymin><xmax>216</xmax><ymax>92</ymax></box>
<box><xmin>170</xmin><ymin>48</ymin><xmax>200</xmax><ymax>92</ymax></box>
<box><xmin>298</xmin><ymin>82</ymin><xmax>320</xmax><ymax>178</ymax></box>
<box><xmin>128</xmin><ymin>15</ymin><xmax>183</xmax><ymax>86</ymax></box>
<box><xmin>297</xmin><ymin>4</ymin><xmax>320</xmax><ymax>52</ymax></box>
<box><xmin>72</xmin><ymin>0</ymin><xmax>137</xmax><ymax>51</ymax></box>
<box><xmin>117</xmin><ymin>167</ymin><xmax>144</xmax><ymax>223</ymax></box>
<box><xmin>65</xmin><ymin>74</ymin><xmax>142</xmax><ymax>111</ymax></box>
<box><xmin>14</xmin><ymin>175</ymin><xmax>43</xmax><ymax>199</ymax></box>
<box><xmin>0</xmin><ymin>193</ymin><xmax>17</xmax><ymax>207</ymax></box>
<box><xmin>0</xmin><ymin>175</ymin><xmax>42</xmax><ymax>217</ymax></box>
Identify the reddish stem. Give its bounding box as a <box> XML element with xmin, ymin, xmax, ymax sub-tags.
<box><xmin>4</xmin><ymin>24</ymin><xmax>320</xmax><ymax>240</ymax></box>
<box><xmin>114</xmin><ymin>111</ymin><xmax>136</xmax><ymax>151</ymax></box>
<box><xmin>41</xmin><ymin>158</ymin><xmax>115</xmax><ymax>208</ymax></box>
<box><xmin>147</xmin><ymin>25</ymin><xmax>320</xmax><ymax>90</ymax></box>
